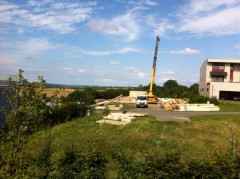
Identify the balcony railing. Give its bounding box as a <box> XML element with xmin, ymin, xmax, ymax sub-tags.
<box><xmin>210</xmin><ymin>71</ymin><xmax>227</xmax><ymax>77</ymax></box>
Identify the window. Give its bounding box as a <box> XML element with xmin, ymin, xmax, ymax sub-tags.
<box><xmin>212</xmin><ymin>63</ymin><xmax>225</xmax><ymax>71</ymax></box>
<box><xmin>211</xmin><ymin>76</ymin><xmax>224</xmax><ymax>82</ymax></box>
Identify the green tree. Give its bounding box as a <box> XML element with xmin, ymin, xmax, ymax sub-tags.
<box><xmin>188</xmin><ymin>83</ymin><xmax>199</xmax><ymax>97</ymax></box>
<box><xmin>1</xmin><ymin>69</ymin><xmax>48</xmax><ymax>176</ymax></box>
<box><xmin>162</xmin><ymin>80</ymin><xmax>179</xmax><ymax>98</ymax></box>
<box><xmin>67</xmin><ymin>90</ymin><xmax>95</xmax><ymax>105</ymax></box>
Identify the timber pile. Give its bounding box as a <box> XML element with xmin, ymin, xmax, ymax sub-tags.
<box><xmin>159</xmin><ymin>98</ymin><xmax>220</xmax><ymax>111</ymax></box>
<box><xmin>159</xmin><ymin>98</ymin><xmax>187</xmax><ymax>111</ymax></box>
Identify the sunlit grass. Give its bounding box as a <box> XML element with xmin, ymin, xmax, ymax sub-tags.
<box><xmin>219</xmin><ymin>101</ymin><xmax>240</xmax><ymax>112</ymax></box>
<box><xmin>27</xmin><ymin>114</ymin><xmax>240</xmax><ymax>162</ymax></box>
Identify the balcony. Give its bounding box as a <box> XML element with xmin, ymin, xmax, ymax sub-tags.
<box><xmin>210</xmin><ymin>71</ymin><xmax>227</xmax><ymax>77</ymax></box>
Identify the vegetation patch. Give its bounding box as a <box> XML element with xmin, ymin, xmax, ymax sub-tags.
<box><xmin>219</xmin><ymin>101</ymin><xmax>240</xmax><ymax>112</ymax></box>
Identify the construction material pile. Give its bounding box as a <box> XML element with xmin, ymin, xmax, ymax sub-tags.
<box><xmin>158</xmin><ymin>98</ymin><xmax>220</xmax><ymax>111</ymax></box>
<box><xmin>159</xmin><ymin>98</ymin><xmax>188</xmax><ymax>111</ymax></box>
<box><xmin>96</xmin><ymin>112</ymin><xmax>147</xmax><ymax>125</ymax></box>
<box><xmin>95</xmin><ymin>104</ymin><xmax>123</xmax><ymax>111</ymax></box>
<box><xmin>177</xmin><ymin>103</ymin><xmax>220</xmax><ymax>111</ymax></box>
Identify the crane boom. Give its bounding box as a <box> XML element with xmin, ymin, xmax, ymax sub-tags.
<box><xmin>147</xmin><ymin>36</ymin><xmax>160</xmax><ymax>103</ymax></box>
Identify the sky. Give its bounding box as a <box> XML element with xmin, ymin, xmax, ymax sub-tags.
<box><xmin>0</xmin><ymin>0</ymin><xmax>240</xmax><ymax>87</ymax></box>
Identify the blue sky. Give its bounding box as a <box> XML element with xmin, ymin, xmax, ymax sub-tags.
<box><xmin>0</xmin><ymin>0</ymin><xmax>240</xmax><ymax>87</ymax></box>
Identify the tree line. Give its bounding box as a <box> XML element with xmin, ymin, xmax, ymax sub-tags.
<box><xmin>63</xmin><ymin>79</ymin><xmax>218</xmax><ymax>105</ymax></box>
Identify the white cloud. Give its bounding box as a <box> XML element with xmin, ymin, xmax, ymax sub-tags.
<box><xmin>0</xmin><ymin>2</ymin><xmax>18</xmax><ymax>11</ymax></box>
<box><xmin>235</xmin><ymin>44</ymin><xmax>240</xmax><ymax>49</ymax></box>
<box><xmin>127</xmin><ymin>67</ymin><xmax>139</xmax><ymax>72</ymax></box>
<box><xmin>128</xmin><ymin>0</ymin><xmax>157</xmax><ymax>8</ymax></box>
<box><xmin>151</xmin><ymin>0</ymin><xmax>240</xmax><ymax>37</ymax></box>
<box><xmin>28</xmin><ymin>0</ymin><xmax>53</xmax><ymax>7</ymax></box>
<box><xmin>0</xmin><ymin>53</ymin><xmax>18</xmax><ymax>66</ymax></box>
<box><xmin>137</xmin><ymin>72</ymin><xmax>146</xmax><ymax>79</ymax></box>
<box><xmin>116</xmin><ymin>47</ymin><xmax>140</xmax><ymax>53</ymax></box>
<box><xmin>127</xmin><ymin>67</ymin><xmax>147</xmax><ymax>79</ymax></box>
<box><xmin>178</xmin><ymin>1</ymin><xmax>240</xmax><ymax>36</ymax></box>
<box><xmin>110</xmin><ymin>61</ymin><xmax>120</xmax><ymax>65</ymax></box>
<box><xmin>98</xmin><ymin>78</ymin><xmax>115</xmax><ymax>83</ymax></box>
<box><xmin>78</xmin><ymin>69</ymin><xmax>86</xmax><ymax>73</ymax></box>
<box><xmin>19</xmin><ymin>38</ymin><xmax>58</xmax><ymax>54</ymax></box>
<box><xmin>178</xmin><ymin>6</ymin><xmax>240</xmax><ymax>35</ymax></box>
<box><xmin>170</xmin><ymin>48</ymin><xmax>201</xmax><ymax>55</ymax></box>
<box><xmin>17</xmin><ymin>28</ymin><xmax>24</xmax><ymax>34</ymax></box>
<box><xmin>63</xmin><ymin>67</ymin><xmax>74</xmax><ymax>73</ymax></box>
<box><xmin>87</xmin><ymin>12</ymin><xmax>140</xmax><ymax>41</ymax></box>
<box><xmin>0</xmin><ymin>38</ymin><xmax>58</xmax><ymax>54</ymax></box>
<box><xmin>179</xmin><ymin>0</ymin><xmax>239</xmax><ymax>17</ymax></box>
<box><xmin>80</xmin><ymin>47</ymin><xmax>141</xmax><ymax>56</ymax></box>
<box><xmin>159</xmin><ymin>71</ymin><xmax>175</xmax><ymax>75</ymax></box>
<box><xmin>0</xmin><ymin>1</ymin><xmax>95</xmax><ymax>34</ymax></box>
<box><xmin>160</xmin><ymin>77</ymin><xmax>174</xmax><ymax>82</ymax></box>
<box><xmin>152</xmin><ymin>19</ymin><xmax>175</xmax><ymax>36</ymax></box>
<box><xmin>145</xmin><ymin>0</ymin><xmax>157</xmax><ymax>6</ymax></box>
<box><xmin>81</xmin><ymin>49</ymin><xmax>113</xmax><ymax>56</ymax></box>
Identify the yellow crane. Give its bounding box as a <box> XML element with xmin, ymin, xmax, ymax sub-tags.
<box><xmin>147</xmin><ymin>36</ymin><xmax>160</xmax><ymax>103</ymax></box>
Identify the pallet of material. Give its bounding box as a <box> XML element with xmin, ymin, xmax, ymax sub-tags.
<box><xmin>177</xmin><ymin>104</ymin><xmax>220</xmax><ymax>111</ymax></box>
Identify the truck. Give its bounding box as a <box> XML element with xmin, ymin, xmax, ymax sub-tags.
<box><xmin>136</xmin><ymin>95</ymin><xmax>148</xmax><ymax>108</ymax></box>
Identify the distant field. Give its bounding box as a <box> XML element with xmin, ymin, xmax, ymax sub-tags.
<box><xmin>41</xmin><ymin>88</ymin><xmax>77</xmax><ymax>97</ymax></box>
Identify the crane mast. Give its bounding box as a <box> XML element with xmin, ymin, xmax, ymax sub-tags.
<box><xmin>147</xmin><ymin>36</ymin><xmax>160</xmax><ymax>103</ymax></box>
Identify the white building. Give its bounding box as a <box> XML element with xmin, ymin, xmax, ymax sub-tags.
<box><xmin>199</xmin><ymin>59</ymin><xmax>240</xmax><ymax>100</ymax></box>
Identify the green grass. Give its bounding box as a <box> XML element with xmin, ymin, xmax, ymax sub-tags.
<box><xmin>26</xmin><ymin>113</ymin><xmax>240</xmax><ymax>162</ymax></box>
<box><xmin>219</xmin><ymin>101</ymin><xmax>240</xmax><ymax>112</ymax></box>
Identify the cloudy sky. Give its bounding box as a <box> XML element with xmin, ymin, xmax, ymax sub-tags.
<box><xmin>1</xmin><ymin>0</ymin><xmax>240</xmax><ymax>86</ymax></box>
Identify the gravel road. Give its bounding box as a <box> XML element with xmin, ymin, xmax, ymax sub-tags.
<box><xmin>127</xmin><ymin>104</ymin><xmax>240</xmax><ymax>122</ymax></box>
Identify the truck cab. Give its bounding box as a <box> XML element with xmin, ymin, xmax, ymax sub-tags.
<box><xmin>136</xmin><ymin>95</ymin><xmax>148</xmax><ymax>108</ymax></box>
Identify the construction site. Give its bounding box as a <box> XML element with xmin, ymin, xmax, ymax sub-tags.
<box><xmin>90</xmin><ymin>36</ymin><xmax>222</xmax><ymax>125</ymax></box>
<box><xmin>0</xmin><ymin>36</ymin><xmax>238</xmax><ymax>127</ymax></box>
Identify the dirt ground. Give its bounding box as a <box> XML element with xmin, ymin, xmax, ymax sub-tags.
<box><xmin>127</xmin><ymin>104</ymin><xmax>240</xmax><ymax>122</ymax></box>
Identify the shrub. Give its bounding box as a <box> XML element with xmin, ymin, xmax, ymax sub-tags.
<box><xmin>144</xmin><ymin>150</ymin><xmax>184</xmax><ymax>178</ymax></box>
<box><xmin>112</xmin><ymin>152</ymin><xmax>144</xmax><ymax>178</ymax></box>
<box><xmin>57</xmin><ymin>147</ymin><xmax>107</xmax><ymax>178</ymax></box>
<box><xmin>46</xmin><ymin>103</ymin><xmax>88</xmax><ymax>126</ymax></box>
<box><xmin>189</xmin><ymin>96</ymin><xmax>219</xmax><ymax>105</ymax></box>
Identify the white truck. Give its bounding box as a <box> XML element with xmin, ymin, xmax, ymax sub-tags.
<box><xmin>136</xmin><ymin>95</ymin><xmax>148</xmax><ymax>108</ymax></box>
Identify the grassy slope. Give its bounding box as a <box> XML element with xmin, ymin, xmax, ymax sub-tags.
<box><xmin>27</xmin><ymin>113</ymin><xmax>240</xmax><ymax>162</ymax></box>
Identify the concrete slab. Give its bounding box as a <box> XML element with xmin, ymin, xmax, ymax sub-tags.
<box><xmin>97</xmin><ymin>119</ymin><xmax>130</xmax><ymax>125</ymax></box>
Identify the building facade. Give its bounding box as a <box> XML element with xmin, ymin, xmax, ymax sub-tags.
<box><xmin>199</xmin><ymin>59</ymin><xmax>240</xmax><ymax>100</ymax></box>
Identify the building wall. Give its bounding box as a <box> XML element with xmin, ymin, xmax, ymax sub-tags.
<box><xmin>199</xmin><ymin>59</ymin><xmax>240</xmax><ymax>99</ymax></box>
<box><xmin>210</xmin><ymin>82</ymin><xmax>240</xmax><ymax>98</ymax></box>
<box><xmin>199</xmin><ymin>60</ymin><xmax>210</xmax><ymax>97</ymax></box>
<box><xmin>129</xmin><ymin>91</ymin><xmax>147</xmax><ymax>98</ymax></box>
<box><xmin>234</xmin><ymin>64</ymin><xmax>240</xmax><ymax>82</ymax></box>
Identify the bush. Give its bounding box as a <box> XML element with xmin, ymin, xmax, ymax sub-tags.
<box><xmin>209</xmin><ymin>97</ymin><xmax>219</xmax><ymax>105</ymax></box>
<box><xmin>189</xmin><ymin>96</ymin><xmax>219</xmax><ymax>105</ymax></box>
<box><xmin>57</xmin><ymin>147</ymin><xmax>107</xmax><ymax>178</ymax></box>
<box><xmin>144</xmin><ymin>150</ymin><xmax>184</xmax><ymax>178</ymax></box>
<box><xmin>46</xmin><ymin>103</ymin><xmax>88</xmax><ymax>126</ymax></box>
<box><xmin>112</xmin><ymin>152</ymin><xmax>144</xmax><ymax>178</ymax></box>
